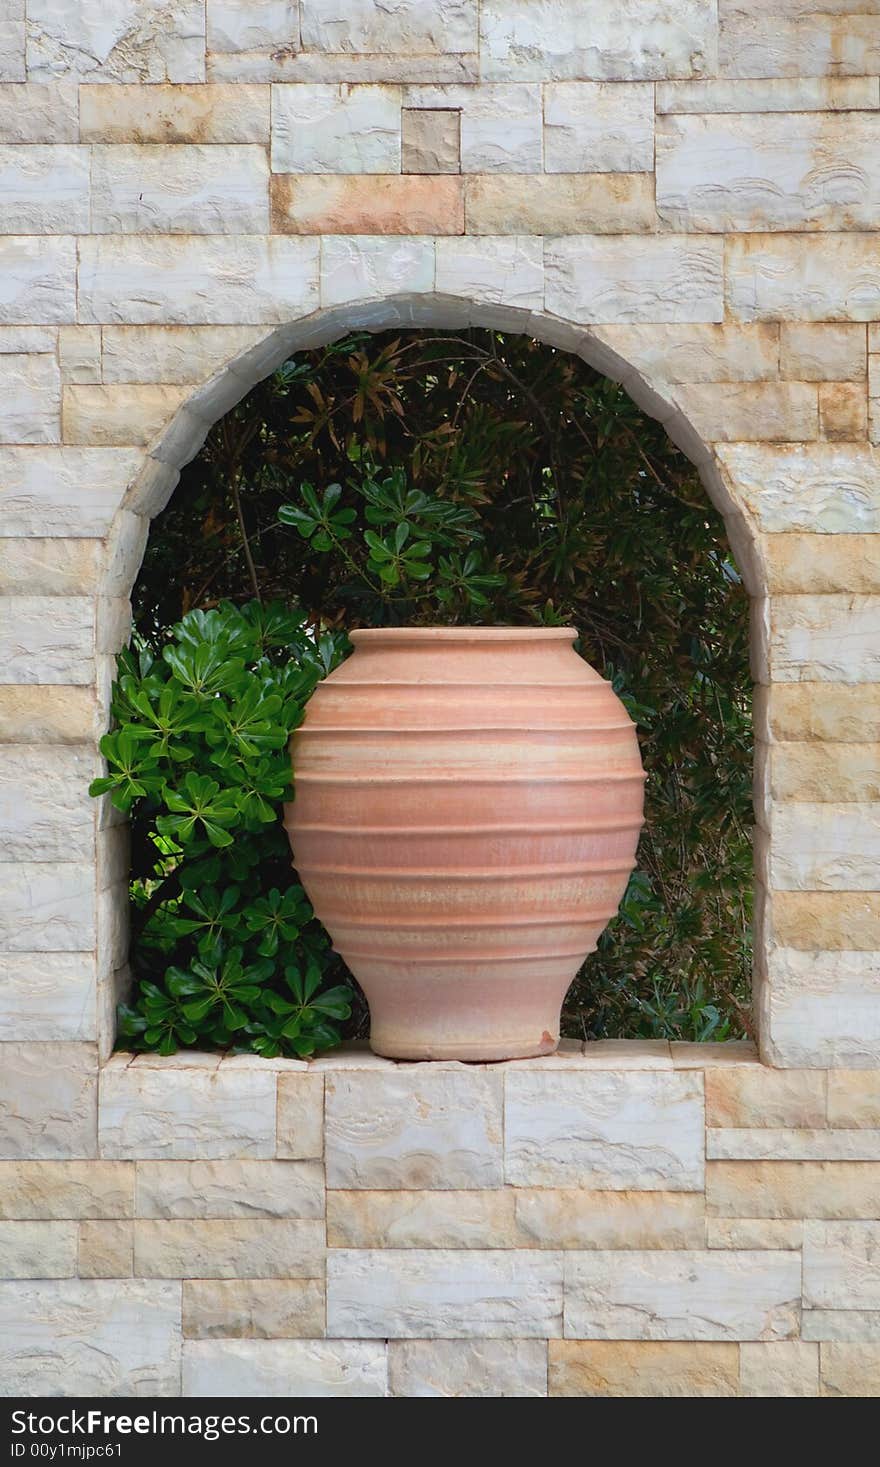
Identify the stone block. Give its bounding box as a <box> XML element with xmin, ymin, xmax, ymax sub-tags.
<box><xmin>544</xmin><ymin>81</ymin><xmax>653</xmax><ymax>173</ymax></box>
<box><xmin>479</xmin><ymin>0</ymin><xmax>718</xmax><ymax>81</ymax></box>
<box><xmin>0</xmin><ymin>863</ymin><xmax>95</xmax><ymax>951</ymax></box>
<box><xmin>134</xmin><ymin>1219</ymin><xmax>325</xmax><ymax>1278</ymax></box>
<box><xmin>271</xmin><ymin>174</ymin><xmax>464</xmax><ymax>233</ymax></box>
<box><xmin>657</xmin><ymin>76</ymin><xmax>880</xmax><ymax>112</ymax></box>
<box><xmin>389</xmin><ymin>1339</ymin><xmax>547</xmax><ymax>1397</ymax></box>
<box><xmin>91</xmin><ymin>143</ymin><xmax>269</xmax><ymax>234</ymax></box>
<box><xmin>183</xmin><ymin>1337</ymin><xmax>387</xmax><ymax>1397</ymax></box>
<box><xmin>819</xmin><ymin>382</ymin><xmax>867</xmax><ymax>441</ymax></box>
<box><xmin>135</xmin><ymin>1159</ymin><xmax>324</xmax><ymax>1218</ymax></box>
<box><xmin>435</xmin><ymin>236</ymin><xmax>542</xmax><ymax>310</ymax></box>
<box><xmin>465</xmin><ymin>173</ymin><xmax>655</xmax><ymax>235</ymax></box>
<box><xmin>0</xmin><ymin>1279</ymin><xmax>181</xmax><ymax>1395</ymax></box>
<box><xmin>77</xmin><ymin>1220</ymin><xmax>133</xmax><ymax>1278</ymax></box>
<box><xmin>276</xmin><ymin>1072</ymin><xmax>325</xmax><ymax>1159</ymax></box>
<box><xmin>764</xmin><ymin>539</ymin><xmax>880</xmax><ymax>596</ymax></box>
<box><xmin>80</xmin><ymin>82</ymin><xmax>269</xmax><ymax>143</ymax></box>
<box><xmin>705</xmin><ymin>1066</ymin><xmax>825</xmax><ymax>1128</ymax></box>
<box><xmin>0</xmin><ymin>1160</ymin><xmax>133</xmax><ymax>1219</ymax></box>
<box><xmin>545</xmin><ymin>236</ymin><xmax>723</xmax><ymax>324</ymax></box>
<box><xmin>0</xmin><ymin>326</ymin><xmax>56</xmax><ymax>353</ymax></box>
<box><xmin>594</xmin><ymin>323</ymin><xmax>779</xmax><ymax>384</ymax></box>
<box><xmin>717</xmin><ymin>443</ymin><xmax>880</xmax><ymax>534</ymax></box>
<box><xmin>658</xmin><ymin>113</ymin><xmax>880</xmax><ymax>231</ymax></box>
<box><xmin>183</xmin><ymin>1278</ymin><xmax>325</xmax><ymax>1339</ymax></box>
<box><xmin>0</xmin><ymin>236</ymin><xmax>75</xmax><ymax>324</ymax></box>
<box><xmin>804</xmin><ymin>1311</ymin><xmax>880</xmax><ymax>1342</ymax></box>
<box><xmin>766</xmin><ymin>802</ymin><xmax>880</xmax><ymax>890</ymax></box>
<box><xmin>102</xmin><ymin>325</ymin><xmax>266</xmax><ymax>385</ymax></box>
<box><xmin>0</xmin><ymin>952</ymin><xmax>96</xmax><ymax>1041</ymax></box>
<box><xmin>760</xmin><ymin>684</ymin><xmax>880</xmax><ymax>743</ymax></box>
<box><xmin>0</xmin><ymin>146</ymin><xmax>88</xmax><ymax>238</ymax></box>
<box><xmin>549</xmin><ymin>1339</ymin><xmax>739</xmax><ymax>1397</ymax></box>
<box><xmin>781</xmin><ymin>323</ymin><xmax>867</xmax><ymax>382</ymax></box>
<box><xmin>0</xmin><ymin>1220</ymin><xmax>76</xmax><ymax>1278</ymax></box>
<box><xmin>58</xmin><ymin>327</ymin><xmax>102</xmax><ymax>386</ymax></box>
<box><xmin>820</xmin><ymin>1342</ymin><xmax>880</xmax><ymax>1397</ymax></box>
<box><xmin>26</xmin><ymin>0</ymin><xmax>206</xmax><ymax>83</ymax></box>
<box><xmin>406</xmin><ymin>83</ymin><xmax>541</xmax><ymax>172</ymax></box>
<box><xmin>672</xmin><ymin>382</ymin><xmax>818</xmax><ymax>442</ymax></box>
<box><xmin>719</xmin><ymin>6</ymin><xmax>880</xmax><ymax>80</ymax></box>
<box><xmin>206</xmin><ymin>0</ymin><xmax>298</xmax><ymax>57</ymax></box>
<box><xmin>62</xmin><ymin>385</ymin><xmax>189</xmax><ymax>448</ymax></box>
<box><xmin>402</xmin><ymin>108</ymin><xmax>460</xmax><ymax>173</ymax></box>
<box><xmin>565</xmin><ymin>1040</ymin><xmax>673</xmax><ymax>1068</ymax></box>
<box><xmin>767</xmin><ymin>949</ymin><xmax>880</xmax><ymax>1068</ymax></box>
<box><xmin>740</xmin><ymin>1341</ymin><xmax>819</xmax><ymax>1397</ymax></box>
<box><xmin>828</xmin><ymin>1072</ymin><xmax>880</xmax><ymax>1128</ymax></box>
<box><xmin>504</xmin><ymin>1070</ymin><xmax>704</xmax><ymax>1190</ymax></box>
<box><xmin>727</xmin><ymin>235</ymin><xmax>880</xmax><ymax>322</ymax></box>
<box><xmin>99</xmin><ymin>1063</ymin><xmax>277</xmax><ymax>1159</ymax></box>
<box><xmin>708</xmin><ymin>1130</ymin><xmax>880</xmax><ymax>1161</ymax></box>
<box><xmin>271</xmin><ymin>84</ymin><xmax>401</xmax><ymax>173</ymax></box>
<box><xmin>0</xmin><ymin>1043</ymin><xmax>96</xmax><ymax>1159</ymax></box>
<box><xmin>772</xmin><ymin>891</ymin><xmax>880</xmax><ymax>951</ymax></box>
<box><xmin>769</xmin><ymin>595</ymin><xmax>880</xmax><ymax>682</ymax></box>
<box><xmin>0</xmin><ymin>686</ymin><xmax>97</xmax><ymax>746</ymax></box>
<box><xmin>0</xmin><ymin>351</ymin><xmax>60</xmax><ymax>444</ymax></box>
<box><xmin>0</xmin><ymin>21</ymin><xmax>24</xmax><ymax>83</ymax></box>
<box><xmin>564</xmin><ymin>1249</ymin><xmax>801</xmax><ymax>1341</ymax></box>
<box><xmin>327</xmin><ymin>1248</ymin><xmax>562</xmax><ymax>1338</ymax></box>
<box><xmin>707</xmin><ymin>1218</ymin><xmax>803</xmax><ymax>1250</ymax></box>
<box><xmin>0</xmin><ymin>745</ymin><xmax>96</xmax><ymax>862</ymax></box>
<box><xmin>300</xmin><ymin>0</ymin><xmax>478</xmax><ymax>55</ymax></box>
<box><xmin>78</xmin><ymin>235</ymin><xmax>320</xmax><ymax>325</ymax></box>
<box><xmin>670</xmin><ymin>1042</ymin><xmax>758</xmax><ymax>1068</ymax></box>
<box><xmin>0</xmin><ymin>81</ymin><xmax>77</xmax><ymax>142</ymax></box>
<box><xmin>804</xmin><ymin>1220</ymin><xmax>880</xmax><ymax>1310</ymax></box>
<box><xmin>327</xmin><ymin>1190</ymin><xmax>517</xmax><ymax>1249</ymax></box>
<box><xmin>513</xmin><ymin>1189</ymin><xmax>705</xmax><ymax>1249</ymax></box>
<box><xmin>320</xmin><ymin>235</ymin><xmax>435</xmax><ymax>307</ymax></box>
<box><xmin>0</xmin><ymin>445</ymin><xmax>137</xmax><ymax>537</ymax></box>
<box><xmin>325</xmin><ymin>1069</ymin><xmax>503</xmax><ymax>1189</ymax></box>
<box><xmin>707</xmin><ymin>1160</ymin><xmax>880</xmax><ymax>1219</ymax></box>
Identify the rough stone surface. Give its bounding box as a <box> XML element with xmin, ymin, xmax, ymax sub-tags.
<box><xmin>135</xmin><ymin>1160</ymin><xmax>324</xmax><ymax>1218</ymax></box>
<box><xmin>564</xmin><ymin>1249</ymin><xmax>801</xmax><ymax>1340</ymax></box>
<box><xmin>820</xmin><ymin>1342</ymin><xmax>880</xmax><ymax>1397</ymax></box>
<box><xmin>133</xmin><ymin>1219</ymin><xmax>325</xmax><ymax>1278</ymax></box>
<box><xmin>705</xmin><ymin>1067</ymin><xmax>826</xmax><ymax>1128</ymax></box>
<box><xmin>271</xmin><ymin>84</ymin><xmax>401</xmax><ymax>173</ymax></box>
<box><xmin>707</xmin><ymin>1161</ymin><xmax>880</xmax><ymax>1219</ymax></box>
<box><xmin>504</xmin><ymin>1070</ymin><xmax>704</xmax><ymax>1190</ymax></box>
<box><xmin>328</xmin><ymin>1248</ymin><xmax>563</xmax><ymax>1338</ymax></box>
<box><xmin>549</xmin><ymin>1339</ymin><xmax>739</xmax><ymax>1397</ymax></box>
<box><xmin>276</xmin><ymin>1073</ymin><xmax>325</xmax><ymax>1160</ymax></box>
<box><xmin>545</xmin><ymin>237</ymin><xmax>723</xmax><ymax>323</ymax></box>
<box><xmin>77</xmin><ymin>1220</ymin><xmax>133</xmax><ymax>1278</ymax></box>
<box><xmin>325</xmin><ymin>1070</ymin><xmax>503</xmax><ymax>1189</ymax></box>
<box><xmin>389</xmin><ymin>1339</ymin><xmax>547</xmax><ymax>1397</ymax></box>
<box><xmin>803</xmin><ymin>1221</ymin><xmax>880</xmax><ymax>1310</ymax></box>
<box><xmin>327</xmin><ymin>1190</ymin><xmax>517</xmax><ymax>1249</ymax></box>
<box><xmin>402</xmin><ymin>108</ymin><xmax>460</xmax><ymax>174</ymax></box>
<box><xmin>513</xmin><ymin>1189</ymin><xmax>706</xmax><ymax>1249</ymax></box>
<box><xmin>91</xmin><ymin>144</ymin><xmax>269</xmax><ymax>234</ymax></box>
<box><xmin>479</xmin><ymin>1</ymin><xmax>718</xmax><ymax>81</ymax></box>
<box><xmin>182</xmin><ymin>1278</ymin><xmax>325</xmax><ymax>1339</ymax></box>
<box><xmin>0</xmin><ymin>951</ymin><xmax>95</xmax><ymax>1042</ymax></box>
<box><xmin>465</xmin><ymin>173</ymin><xmax>656</xmax><ymax>235</ymax></box>
<box><xmin>0</xmin><ymin>1043</ymin><xmax>96</xmax><ymax>1160</ymax></box>
<box><xmin>26</xmin><ymin>0</ymin><xmax>206</xmax><ymax>84</ymax></box>
<box><xmin>272</xmin><ymin>173</ymin><xmax>464</xmax><ymax>234</ymax></box>
<box><xmin>99</xmin><ymin>1063</ymin><xmax>276</xmax><ymax>1159</ymax></box>
<box><xmin>544</xmin><ymin>82</ymin><xmax>654</xmax><ymax>173</ymax></box>
<box><xmin>80</xmin><ymin>83</ymin><xmax>269</xmax><ymax>143</ymax></box>
<box><xmin>183</xmin><ymin>1337</ymin><xmax>388</xmax><ymax>1397</ymax></box>
<box><xmin>740</xmin><ymin>1340</ymin><xmax>819</xmax><ymax>1397</ymax></box>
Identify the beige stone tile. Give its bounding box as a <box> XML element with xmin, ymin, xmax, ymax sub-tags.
<box><xmin>827</xmin><ymin>1072</ymin><xmax>880</xmax><ymax>1128</ymax></box>
<box><xmin>772</xmin><ymin>892</ymin><xmax>880</xmax><ymax>951</ymax></box>
<box><xmin>727</xmin><ymin>234</ymin><xmax>880</xmax><ymax>323</ymax></box>
<box><xmin>271</xmin><ymin>83</ymin><xmax>401</xmax><ymax>173</ymax></box>
<box><xmin>760</xmin><ymin>683</ymin><xmax>880</xmax><ymax>744</ymax></box>
<box><xmin>183</xmin><ymin>1337</ymin><xmax>387</xmax><ymax>1397</ymax></box>
<box><xmin>435</xmin><ymin>235</ymin><xmax>543</xmax><ymax>311</ymax></box>
<box><xmin>80</xmin><ymin>83</ymin><xmax>270</xmax><ymax>143</ymax></box>
<box><xmin>707</xmin><ymin>1161</ymin><xmax>880</xmax><ymax>1220</ymax></box>
<box><xmin>0</xmin><ymin>687</ymin><xmax>97</xmax><ymax>746</ymax></box>
<box><xmin>740</xmin><ymin>1341</ymin><xmax>818</xmax><ymax>1397</ymax></box>
<box><xmin>272</xmin><ymin>174</ymin><xmax>464</xmax><ymax>233</ymax></box>
<box><xmin>819</xmin><ymin>382</ymin><xmax>868</xmax><ymax>441</ymax></box>
<box><xmin>135</xmin><ymin>1159</ymin><xmax>324</xmax><ymax>1219</ymax></box>
<box><xmin>670</xmin><ymin>1041</ymin><xmax>758</xmax><ymax>1068</ymax></box>
<box><xmin>0</xmin><ymin>1044</ymin><xmax>96</xmax><ymax>1159</ymax></box>
<box><xmin>780</xmin><ymin>323</ymin><xmax>867</xmax><ymax>383</ymax></box>
<box><xmin>62</xmin><ymin>385</ymin><xmax>189</xmax><ymax>448</ymax></box>
<box><xmin>705</xmin><ymin>1067</ymin><xmax>826</xmax><ymax>1128</ymax></box>
<box><xmin>390</xmin><ymin>1339</ymin><xmax>547</xmax><ymax>1397</ymax></box>
<box><xmin>77</xmin><ymin>1220</ymin><xmax>133</xmax><ymax>1278</ymax></box>
<box><xmin>327</xmin><ymin>1189</ymin><xmax>516</xmax><ymax>1248</ymax></box>
<box><xmin>544</xmin><ymin>81</ymin><xmax>653</xmax><ymax>173</ymax></box>
<box><xmin>706</xmin><ymin>1218</ymin><xmax>803</xmax><ymax>1251</ymax></box>
<box><xmin>301</xmin><ymin>0</ymin><xmax>477</xmax><ymax>55</ymax></box>
<box><xmin>402</xmin><ymin>108</ymin><xmax>460</xmax><ymax>173</ymax></box>
<box><xmin>821</xmin><ymin>1342</ymin><xmax>880</xmax><ymax>1396</ymax></box>
<box><xmin>26</xmin><ymin>0</ymin><xmax>205</xmax><ymax>83</ymax></box>
<box><xmin>276</xmin><ymin>1072</ymin><xmax>325</xmax><ymax>1160</ymax></box>
<box><xmin>717</xmin><ymin>442</ymin><xmax>880</xmax><ymax>535</ymax></box>
<box><xmin>804</xmin><ymin>1220</ymin><xmax>880</xmax><ymax>1311</ymax></box>
<box><xmin>102</xmin><ymin>325</ymin><xmax>266</xmax><ymax>386</ymax></box>
<box><xmin>0</xmin><ymin>1220</ymin><xmax>77</xmax><ymax>1278</ymax></box>
<box><xmin>719</xmin><ymin>8</ymin><xmax>880</xmax><ymax>81</ymax></box>
<box><xmin>134</xmin><ymin>1219</ymin><xmax>325</xmax><ymax>1279</ymax></box>
<box><xmin>804</xmin><ymin>1311</ymin><xmax>880</xmax><ymax>1343</ymax></box>
<box><xmin>0</xmin><ymin>1161</ymin><xmax>132</xmax><ymax>1221</ymax></box>
<box><xmin>99</xmin><ymin>1064</ymin><xmax>276</xmax><ymax>1160</ymax></box>
<box><xmin>514</xmin><ymin>1189</ymin><xmax>705</xmax><ymax>1249</ymax></box>
<box><xmin>594</xmin><ymin>325</ymin><xmax>779</xmax><ymax>385</ymax></box>
<box><xmin>709</xmin><ymin>1129</ymin><xmax>880</xmax><ymax>1162</ymax></box>
<box><xmin>326</xmin><ymin>1069</ymin><xmax>503</xmax><ymax>1190</ymax></box>
<box><xmin>480</xmin><ymin>0</ymin><xmax>717</xmax><ymax>82</ymax></box>
<box><xmin>0</xmin><ymin>950</ymin><xmax>96</xmax><ymax>1042</ymax></box>
<box><xmin>466</xmin><ymin>173</ymin><xmax>656</xmax><ymax>234</ymax></box>
<box><xmin>657</xmin><ymin>77</ymin><xmax>880</xmax><ymax>113</ymax></box>
<box><xmin>0</xmin><ymin>82</ymin><xmax>78</xmax><ymax>142</ymax></box>
<box><xmin>182</xmin><ymin>1278</ymin><xmax>325</xmax><ymax>1339</ymax></box>
<box><xmin>766</xmin><ymin>534</ymin><xmax>880</xmax><ymax>595</ymax></box>
<box><xmin>674</xmin><ymin>381</ymin><xmax>818</xmax><ymax>442</ymax></box>
<box><xmin>549</xmin><ymin>1339</ymin><xmax>739</xmax><ymax>1397</ymax></box>
<box><xmin>546</xmin><ymin>235</ymin><xmax>723</xmax><ymax>324</ymax></box>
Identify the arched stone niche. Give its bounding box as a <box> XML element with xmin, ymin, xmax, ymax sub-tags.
<box><xmin>0</xmin><ymin>1</ymin><xmax>878</xmax><ymax>1399</ymax></box>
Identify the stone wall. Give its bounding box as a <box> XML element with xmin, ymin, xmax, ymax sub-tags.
<box><xmin>1</xmin><ymin>0</ymin><xmax>880</xmax><ymax>1397</ymax></box>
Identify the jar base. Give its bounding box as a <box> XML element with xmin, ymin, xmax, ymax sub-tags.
<box><xmin>369</xmin><ymin>1031</ymin><xmax>559</xmax><ymax>1063</ymax></box>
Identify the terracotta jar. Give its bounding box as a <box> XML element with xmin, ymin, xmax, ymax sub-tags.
<box><xmin>284</xmin><ymin>627</ymin><xmax>645</xmax><ymax>1061</ymax></box>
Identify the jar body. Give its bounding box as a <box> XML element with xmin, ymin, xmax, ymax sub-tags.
<box><xmin>285</xmin><ymin>628</ymin><xmax>645</xmax><ymax>1061</ymax></box>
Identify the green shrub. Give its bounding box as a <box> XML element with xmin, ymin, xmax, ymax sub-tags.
<box><xmin>90</xmin><ymin>601</ymin><xmax>353</xmax><ymax>1056</ymax></box>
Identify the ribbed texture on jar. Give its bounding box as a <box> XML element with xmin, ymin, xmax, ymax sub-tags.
<box><xmin>284</xmin><ymin>628</ymin><xmax>645</xmax><ymax>1060</ymax></box>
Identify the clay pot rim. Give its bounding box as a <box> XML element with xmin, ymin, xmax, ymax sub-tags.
<box><xmin>349</xmin><ymin>626</ymin><xmax>577</xmax><ymax>643</ymax></box>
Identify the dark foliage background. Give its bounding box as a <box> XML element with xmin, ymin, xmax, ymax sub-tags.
<box><xmin>133</xmin><ymin>329</ymin><xmax>754</xmax><ymax>1043</ymax></box>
